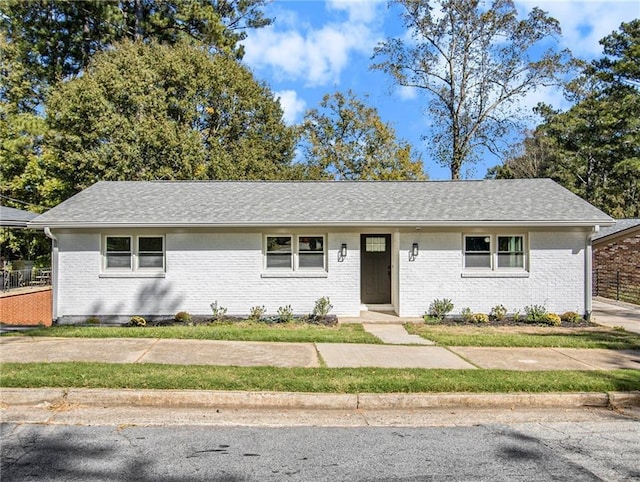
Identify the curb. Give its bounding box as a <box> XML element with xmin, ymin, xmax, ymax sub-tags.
<box><xmin>2</xmin><ymin>388</ymin><xmax>639</xmax><ymax>410</ymax></box>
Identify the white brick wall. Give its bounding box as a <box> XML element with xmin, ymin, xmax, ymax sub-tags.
<box><xmin>53</xmin><ymin>228</ymin><xmax>589</xmax><ymax>321</ymax></box>
<box><xmin>54</xmin><ymin>230</ymin><xmax>361</xmax><ymax>319</ymax></box>
<box><xmin>398</xmin><ymin>231</ymin><xmax>588</xmax><ymax>316</ymax></box>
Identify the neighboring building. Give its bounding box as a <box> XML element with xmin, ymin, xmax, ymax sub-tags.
<box><xmin>0</xmin><ymin>205</ymin><xmax>38</xmax><ymax>228</ymax></box>
<box><xmin>593</xmin><ymin>219</ymin><xmax>640</xmax><ymax>305</ymax></box>
<box><xmin>28</xmin><ymin>179</ymin><xmax>613</xmax><ymax>323</ymax></box>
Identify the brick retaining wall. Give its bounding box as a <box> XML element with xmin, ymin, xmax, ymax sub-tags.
<box><xmin>0</xmin><ymin>287</ymin><xmax>52</xmax><ymax>326</ymax></box>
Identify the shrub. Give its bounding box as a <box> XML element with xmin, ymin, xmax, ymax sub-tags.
<box><xmin>428</xmin><ymin>298</ymin><xmax>454</xmax><ymax>321</ymax></box>
<box><xmin>490</xmin><ymin>304</ymin><xmax>507</xmax><ymax>321</ymax></box>
<box><xmin>312</xmin><ymin>297</ymin><xmax>333</xmax><ymax>319</ymax></box>
<box><xmin>473</xmin><ymin>313</ymin><xmax>489</xmax><ymax>324</ymax></box>
<box><xmin>513</xmin><ymin>310</ymin><xmax>521</xmax><ymax>322</ymax></box>
<box><xmin>174</xmin><ymin>311</ymin><xmax>192</xmax><ymax>323</ymax></box>
<box><xmin>524</xmin><ymin>304</ymin><xmax>547</xmax><ymax>323</ymax></box>
<box><xmin>249</xmin><ymin>305</ymin><xmax>266</xmax><ymax>321</ymax></box>
<box><xmin>560</xmin><ymin>311</ymin><xmax>581</xmax><ymax>323</ymax></box>
<box><xmin>128</xmin><ymin>316</ymin><xmax>146</xmax><ymax>327</ymax></box>
<box><xmin>85</xmin><ymin>316</ymin><xmax>101</xmax><ymax>325</ymax></box>
<box><xmin>210</xmin><ymin>301</ymin><xmax>227</xmax><ymax>322</ymax></box>
<box><xmin>277</xmin><ymin>305</ymin><xmax>294</xmax><ymax>323</ymax></box>
<box><xmin>461</xmin><ymin>307</ymin><xmax>474</xmax><ymax>323</ymax></box>
<box><xmin>543</xmin><ymin>312</ymin><xmax>562</xmax><ymax>326</ymax></box>
<box><xmin>422</xmin><ymin>314</ymin><xmax>442</xmax><ymax>324</ymax></box>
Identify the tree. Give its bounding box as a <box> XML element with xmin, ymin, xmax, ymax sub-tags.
<box><xmin>42</xmin><ymin>40</ymin><xmax>295</xmax><ymax>204</ymax></box>
<box><xmin>372</xmin><ymin>0</ymin><xmax>571</xmax><ymax>179</ymax></box>
<box><xmin>298</xmin><ymin>90</ymin><xmax>425</xmax><ymax>180</ymax></box>
<box><xmin>488</xmin><ymin>20</ymin><xmax>640</xmax><ymax>217</ymax></box>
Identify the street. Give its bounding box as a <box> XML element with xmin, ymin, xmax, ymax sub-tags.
<box><xmin>2</xmin><ymin>407</ymin><xmax>639</xmax><ymax>481</ymax></box>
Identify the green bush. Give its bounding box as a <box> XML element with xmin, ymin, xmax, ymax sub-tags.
<box><xmin>174</xmin><ymin>311</ymin><xmax>192</xmax><ymax>323</ymax></box>
<box><xmin>85</xmin><ymin>316</ymin><xmax>101</xmax><ymax>325</ymax></box>
<box><xmin>249</xmin><ymin>305</ymin><xmax>267</xmax><ymax>321</ymax></box>
<box><xmin>473</xmin><ymin>313</ymin><xmax>489</xmax><ymax>324</ymax></box>
<box><xmin>461</xmin><ymin>308</ymin><xmax>474</xmax><ymax>323</ymax></box>
<box><xmin>128</xmin><ymin>316</ymin><xmax>146</xmax><ymax>327</ymax></box>
<box><xmin>524</xmin><ymin>304</ymin><xmax>547</xmax><ymax>323</ymax></box>
<box><xmin>422</xmin><ymin>315</ymin><xmax>442</xmax><ymax>324</ymax></box>
<box><xmin>490</xmin><ymin>304</ymin><xmax>507</xmax><ymax>321</ymax></box>
<box><xmin>210</xmin><ymin>301</ymin><xmax>227</xmax><ymax>322</ymax></box>
<box><xmin>277</xmin><ymin>305</ymin><xmax>294</xmax><ymax>323</ymax></box>
<box><xmin>513</xmin><ymin>310</ymin><xmax>521</xmax><ymax>322</ymax></box>
<box><xmin>428</xmin><ymin>298</ymin><xmax>454</xmax><ymax>321</ymax></box>
<box><xmin>312</xmin><ymin>297</ymin><xmax>333</xmax><ymax>319</ymax></box>
<box><xmin>543</xmin><ymin>312</ymin><xmax>562</xmax><ymax>326</ymax></box>
<box><xmin>560</xmin><ymin>311</ymin><xmax>581</xmax><ymax>323</ymax></box>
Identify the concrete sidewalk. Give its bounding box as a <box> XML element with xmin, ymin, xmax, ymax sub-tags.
<box><xmin>592</xmin><ymin>298</ymin><xmax>640</xmax><ymax>334</ymax></box>
<box><xmin>1</xmin><ymin>335</ymin><xmax>639</xmax><ymax>371</ymax></box>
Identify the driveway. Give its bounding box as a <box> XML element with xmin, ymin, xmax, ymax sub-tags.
<box><xmin>592</xmin><ymin>298</ymin><xmax>640</xmax><ymax>334</ymax></box>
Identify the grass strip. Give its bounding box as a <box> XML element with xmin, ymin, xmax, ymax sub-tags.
<box><xmin>5</xmin><ymin>323</ymin><xmax>381</xmax><ymax>344</ymax></box>
<box><xmin>405</xmin><ymin>323</ymin><xmax>640</xmax><ymax>349</ymax></box>
<box><xmin>2</xmin><ymin>363</ymin><xmax>639</xmax><ymax>393</ymax></box>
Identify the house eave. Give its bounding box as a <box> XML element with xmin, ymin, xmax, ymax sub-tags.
<box><xmin>29</xmin><ymin>220</ymin><xmax>615</xmax><ymax>230</ymax></box>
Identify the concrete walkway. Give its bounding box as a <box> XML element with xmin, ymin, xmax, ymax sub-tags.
<box><xmin>592</xmin><ymin>298</ymin><xmax>640</xmax><ymax>334</ymax></box>
<box><xmin>361</xmin><ymin>323</ymin><xmax>434</xmax><ymax>345</ymax></box>
<box><xmin>2</xmin><ymin>335</ymin><xmax>639</xmax><ymax>371</ymax></box>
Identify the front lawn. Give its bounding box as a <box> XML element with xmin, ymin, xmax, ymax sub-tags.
<box><xmin>2</xmin><ymin>362</ymin><xmax>639</xmax><ymax>393</ymax></box>
<box><xmin>406</xmin><ymin>323</ymin><xmax>640</xmax><ymax>349</ymax></box>
<box><xmin>4</xmin><ymin>322</ymin><xmax>382</xmax><ymax>344</ymax></box>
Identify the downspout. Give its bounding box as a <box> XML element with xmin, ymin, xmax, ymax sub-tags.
<box><xmin>44</xmin><ymin>227</ymin><xmax>58</xmax><ymax>323</ymax></box>
<box><xmin>585</xmin><ymin>225</ymin><xmax>599</xmax><ymax>321</ymax></box>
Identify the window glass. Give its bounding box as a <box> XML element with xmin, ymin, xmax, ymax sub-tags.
<box><xmin>464</xmin><ymin>236</ymin><xmax>491</xmax><ymax>268</ymax></box>
<box><xmin>299</xmin><ymin>236</ymin><xmax>324</xmax><ymax>269</ymax></box>
<box><xmin>365</xmin><ymin>237</ymin><xmax>386</xmax><ymax>252</ymax></box>
<box><xmin>497</xmin><ymin>236</ymin><xmax>524</xmax><ymax>268</ymax></box>
<box><xmin>106</xmin><ymin>236</ymin><xmax>131</xmax><ymax>269</ymax></box>
<box><xmin>266</xmin><ymin>236</ymin><xmax>292</xmax><ymax>268</ymax></box>
<box><xmin>138</xmin><ymin>237</ymin><xmax>164</xmax><ymax>268</ymax></box>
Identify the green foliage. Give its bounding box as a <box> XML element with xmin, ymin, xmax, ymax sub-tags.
<box><xmin>461</xmin><ymin>308</ymin><xmax>474</xmax><ymax>323</ymax></box>
<box><xmin>248</xmin><ymin>305</ymin><xmax>266</xmax><ymax>322</ymax></box>
<box><xmin>277</xmin><ymin>305</ymin><xmax>295</xmax><ymax>323</ymax></box>
<box><xmin>312</xmin><ymin>297</ymin><xmax>333</xmax><ymax>319</ymax></box>
<box><xmin>85</xmin><ymin>317</ymin><xmax>101</xmax><ymax>325</ymax></box>
<box><xmin>128</xmin><ymin>316</ymin><xmax>146</xmax><ymax>327</ymax></box>
<box><xmin>490</xmin><ymin>305</ymin><xmax>508</xmax><ymax>322</ymax></box>
<box><xmin>473</xmin><ymin>313</ymin><xmax>489</xmax><ymax>324</ymax></box>
<box><xmin>524</xmin><ymin>305</ymin><xmax>548</xmax><ymax>323</ymax></box>
<box><xmin>174</xmin><ymin>311</ymin><xmax>192</xmax><ymax>323</ymax></box>
<box><xmin>513</xmin><ymin>310</ymin><xmax>521</xmax><ymax>323</ymax></box>
<box><xmin>428</xmin><ymin>298</ymin><xmax>454</xmax><ymax>321</ymax></box>
<box><xmin>298</xmin><ymin>90</ymin><xmax>425</xmax><ymax>180</ymax></box>
<box><xmin>373</xmin><ymin>0</ymin><xmax>570</xmax><ymax>179</ymax></box>
<box><xmin>561</xmin><ymin>311</ymin><xmax>582</xmax><ymax>323</ymax></box>
<box><xmin>210</xmin><ymin>301</ymin><xmax>227</xmax><ymax>322</ymax></box>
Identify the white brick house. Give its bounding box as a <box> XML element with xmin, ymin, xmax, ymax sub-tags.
<box><xmin>29</xmin><ymin>180</ymin><xmax>614</xmax><ymax>323</ymax></box>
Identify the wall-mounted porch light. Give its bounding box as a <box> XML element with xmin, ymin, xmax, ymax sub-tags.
<box><xmin>340</xmin><ymin>243</ymin><xmax>348</xmax><ymax>258</ymax></box>
<box><xmin>412</xmin><ymin>243</ymin><xmax>419</xmax><ymax>257</ymax></box>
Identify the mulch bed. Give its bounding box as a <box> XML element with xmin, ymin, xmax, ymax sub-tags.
<box><xmin>427</xmin><ymin>318</ymin><xmax>598</xmax><ymax>328</ymax></box>
<box><xmin>145</xmin><ymin>314</ymin><xmax>338</xmax><ymax>327</ymax></box>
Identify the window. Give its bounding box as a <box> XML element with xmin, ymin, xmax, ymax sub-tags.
<box><xmin>365</xmin><ymin>237</ymin><xmax>386</xmax><ymax>252</ymax></box>
<box><xmin>105</xmin><ymin>236</ymin><xmax>132</xmax><ymax>269</ymax></box>
<box><xmin>463</xmin><ymin>234</ymin><xmax>526</xmax><ymax>271</ymax></box>
<box><xmin>265</xmin><ymin>235</ymin><xmax>326</xmax><ymax>271</ymax></box>
<box><xmin>464</xmin><ymin>236</ymin><xmax>491</xmax><ymax>269</ymax></box>
<box><xmin>497</xmin><ymin>236</ymin><xmax>524</xmax><ymax>269</ymax></box>
<box><xmin>103</xmin><ymin>235</ymin><xmax>164</xmax><ymax>271</ymax></box>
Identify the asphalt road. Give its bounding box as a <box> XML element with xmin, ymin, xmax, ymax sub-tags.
<box><xmin>2</xmin><ymin>412</ymin><xmax>639</xmax><ymax>481</ymax></box>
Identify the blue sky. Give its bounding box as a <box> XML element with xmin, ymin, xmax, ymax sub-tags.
<box><xmin>240</xmin><ymin>0</ymin><xmax>639</xmax><ymax>179</ymax></box>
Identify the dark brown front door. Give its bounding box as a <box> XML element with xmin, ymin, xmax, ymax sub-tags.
<box><xmin>360</xmin><ymin>234</ymin><xmax>391</xmax><ymax>304</ymax></box>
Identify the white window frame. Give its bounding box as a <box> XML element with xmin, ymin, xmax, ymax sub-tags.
<box><xmin>462</xmin><ymin>234</ymin><xmax>527</xmax><ymax>273</ymax></box>
<box><xmin>102</xmin><ymin>234</ymin><xmax>165</xmax><ymax>272</ymax></box>
<box><xmin>264</xmin><ymin>234</ymin><xmax>326</xmax><ymax>272</ymax></box>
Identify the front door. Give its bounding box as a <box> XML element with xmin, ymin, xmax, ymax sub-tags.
<box><xmin>360</xmin><ymin>234</ymin><xmax>391</xmax><ymax>304</ymax></box>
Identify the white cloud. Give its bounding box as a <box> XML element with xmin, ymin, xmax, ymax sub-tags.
<box><xmin>242</xmin><ymin>2</ymin><xmax>384</xmax><ymax>86</ymax></box>
<box><xmin>397</xmin><ymin>85</ymin><xmax>418</xmax><ymax>100</ymax></box>
<box><xmin>275</xmin><ymin>90</ymin><xmax>307</xmax><ymax>125</ymax></box>
<box><xmin>517</xmin><ymin>1</ymin><xmax>638</xmax><ymax>58</ymax></box>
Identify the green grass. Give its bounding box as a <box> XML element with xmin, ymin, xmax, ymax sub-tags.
<box><xmin>2</xmin><ymin>363</ymin><xmax>639</xmax><ymax>393</ymax></box>
<box><xmin>405</xmin><ymin>323</ymin><xmax>640</xmax><ymax>349</ymax></box>
<box><xmin>5</xmin><ymin>322</ymin><xmax>382</xmax><ymax>344</ymax></box>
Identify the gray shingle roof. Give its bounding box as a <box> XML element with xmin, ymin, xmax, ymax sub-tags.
<box><xmin>1</xmin><ymin>205</ymin><xmax>38</xmax><ymax>228</ymax></box>
<box><xmin>29</xmin><ymin>179</ymin><xmax>614</xmax><ymax>228</ymax></box>
<box><xmin>593</xmin><ymin>218</ymin><xmax>640</xmax><ymax>242</ymax></box>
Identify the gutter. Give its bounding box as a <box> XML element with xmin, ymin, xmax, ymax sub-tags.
<box><xmin>43</xmin><ymin>227</ymin><xmax>58</xmax><ymax>322</ymax></box>
<box><xmin>585</xmin><ymin>225</ymin><xmax>599</xmax><ymax>320</ymax></box>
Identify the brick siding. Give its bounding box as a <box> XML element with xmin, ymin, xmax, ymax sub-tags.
<box><xmin>593</xmin><ymin>232</ymin><xmax>640</xmax><ymax>305</ymax></box>
<box><xmin>0</xmin><ymin>287</ymin><xmax>53</xmax><ymax>326</ymax></box>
